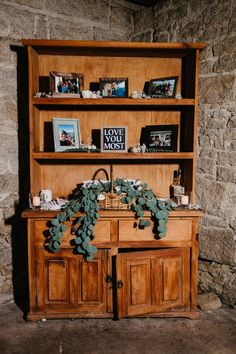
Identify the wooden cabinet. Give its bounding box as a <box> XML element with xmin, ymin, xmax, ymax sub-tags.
<box><xmin>22</xmin><ymin>40</ymin><xmax>205</xmax><ymax>320</ymax></box>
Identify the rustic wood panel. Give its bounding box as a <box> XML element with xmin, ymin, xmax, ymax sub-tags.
<box><xmin>47</xmin><ymin>259</ymin><xmax>69</xmax><ymax>302</ymax></box>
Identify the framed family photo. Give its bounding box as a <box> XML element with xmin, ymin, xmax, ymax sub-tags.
<box><xmin>145</xmin><ymin>125</ymin><xmax>178</xmax><ymax>152</ymax></box>
<box><xmin>53</xmin><ymin>118</ymin><xmax>81</xmax><ymax>152</ymax></box>
<box><xmin>148</xmin><ymin>76</ymin><xmax>178</xmax><ymax>98</ymax></box>
<box><xmin>50</xmin><ymin>71</ymin><xmax>83</xmax><ymax>97</ymax></box>
<box><xmin>100</xmin><ymin>78</ymin><xmax>128</xmax><ymax>98</ymax></box>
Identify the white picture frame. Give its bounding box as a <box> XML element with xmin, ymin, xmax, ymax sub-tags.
<box><xmin>52</xmin><ymin>118</ymin><xmax>81</xmax><ymax>152</ymax></box>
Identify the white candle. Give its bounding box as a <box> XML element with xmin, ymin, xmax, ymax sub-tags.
<box><xmin>181</xmin><ymin>195</ymin><xmax>189</xmax><ymax>206</ymax></box>
<box><xmin>32</xmin><ymin>196</ymin><xmax>41</xmax><ymax>207</ymax></box>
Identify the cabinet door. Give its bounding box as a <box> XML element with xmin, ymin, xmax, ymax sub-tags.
<box><xmin>35</xmin><ymin>248</ymin><xmax>110</xmax><ymax>316</ymax></box>
<box><xmin>116</xmin><ymin>248</ymin><xmax>190</xmax><ymax>318</ymax></box>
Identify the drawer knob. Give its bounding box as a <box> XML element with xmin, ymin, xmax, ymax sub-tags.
<box><xmin>117</xmin><ymin>280</ymin><xmax>124</xmax><ymax>288</ymax></box>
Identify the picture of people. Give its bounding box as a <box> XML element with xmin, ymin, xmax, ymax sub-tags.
<box><xmin>53</xmin><ymin>118</ymin><xmax>81</xmax><ymax>152</ymax></box>
<box><xmin>149</xmin><ymin>76</ymin><xmax>178</xmax><ymax>98</ymax></box>
<box><xmin>59</xmin><ymin>125</ymin><xmax>76</xmax><ymax>146</ymax></box>
<box><xmin>50</xmin><ymin>71</ymin><xmax>83</xmax><ymax>96</ymax></box>
<box><xmin>150</xmin><ymin>131</ymin><xmax>172</xmax><ymax>147</ymax></box>
<box><xmin>100</xmin><ymin>78</ymin><xmax>128</xmax><ymax>97</ymax></box>
<box><xmin>145</xmin><ymin>125</ymin><xmax>178</xmax><ymax>152</ymax></box>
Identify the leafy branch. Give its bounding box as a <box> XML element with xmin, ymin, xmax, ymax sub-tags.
<box><xmin>47</xmin><ymin>179</ymin><xmax>172</xmax><ymax>260</ymax></box>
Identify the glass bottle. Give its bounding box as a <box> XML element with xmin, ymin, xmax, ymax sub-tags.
<box><xmin>171</xmin><ymin>169</ymin><xmax>185</xmax><ymax>206</ymax></box>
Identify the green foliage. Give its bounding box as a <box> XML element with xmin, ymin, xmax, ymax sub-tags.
<box><xmin>47</xmin><ymin>179</ymin><xmax>171</xmax><ymax>260</ymax></box>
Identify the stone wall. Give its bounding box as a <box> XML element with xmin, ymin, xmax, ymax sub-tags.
<box><xmin>0</xmin><ymin>0</ymin><xmax>142</xmax><ymax>302</ymax></box>
<box><xmin>133</xmin><ymin>0</ymin><xmax>236</xmax><ymax>306</ymax></box>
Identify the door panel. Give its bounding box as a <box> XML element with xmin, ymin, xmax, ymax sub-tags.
<box><xmin>36</xmin><ymin>248</ymin><xmax>110</xmax><ymax>315</ymax></box>
<box><xmin>116</xmin><ymin>248</ymin><xmax>190</xmax><ymax>318</ymax></box>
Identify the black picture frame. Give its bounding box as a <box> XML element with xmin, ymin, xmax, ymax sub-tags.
<box><xmin>99</xmin><ymin>78</ymin><xmax>128</xmax><ymax>98</ymax></box>
<box><xmin>148</xmin><ymin>76</ymin><xmax>178</xmax><ymax>98</ymax></box>
<box><xmin>145</xmin><ymin>125</ymin><xmax>178</xmax><ymax>152</ymax></box>
<box><xmin>101</xmin><ymin>126</ymin><xmax>128</xmax><ymax>152</ymax></box>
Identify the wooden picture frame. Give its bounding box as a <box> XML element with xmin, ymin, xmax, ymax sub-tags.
<box><xmin>100</xmin><ymin>78</ymin><xmax>128</xmax><ymax>98</ymax></box>
<box><xmin>101</xmin><ymin>126</ymin><xmax>128</xmax><ymax>152</ymax></box>
<box><xmin>145</xmin><ymin>125</ymin><xmax>178</xmax><ymax>152</ymax></box>
<box><xmin>148</xmin><ymin>76</ymin><xmax>178</xmax><ymax>98</ymax></box>
<box><xmin>50</xmin><ymin>71</ymin><xmax>83</xmax><ymax>97</ymax></box>
<box><xmin>53</xmin><ymin>118</ymin><xmax>81</xmax><ymax>152</ymax></box>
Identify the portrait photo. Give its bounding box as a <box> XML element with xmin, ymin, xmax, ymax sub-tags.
<box><xmin>50</xmin><ymin>71</ymin><xmax>83</xmax><ymax>96</ymax></box>
<box><xmin>52</xmin><ymin>118</ymin><xmax>81</xmax><ymax>151</ymax></box>
<box><xmin>100</xmin><ymin>78</ymin><xmax>128</xmax><ymax>98</ymax></box>
<box><xmin>145</xmin><ymin>125</ymin><xmax>178</xmax><ymax>152</ymax></box>
<box><xmin>148</xmin><ymin>76</ymin><xmax>178</xmax><ymax>98</ymax></box>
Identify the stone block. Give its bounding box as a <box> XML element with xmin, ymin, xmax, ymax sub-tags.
<box><xmin>199</xmin><ymin>60</ymin><xmax>214</xmax><ymax>75</ymax></box>
<box><xmin>199</xmin><ymin>75</ymin><xmax>235</xmax><ymax>104</ymax></box>
<box><xmin>199</xmin><ymin>227</ymin><xmax>235</xmax><ymax>265</ymax></box>
<box><xmin>198</xmin><ymin>261</ymin><xmax>236</xmax><ymax>306</ymax></box>
<box><xmin>196</xmin><ymin>175</ymin><xmax>229</xmax><ymax>215</ymax></box>
<box><xmin>0</xmin><ymin>175</ymin><xmax>18</xmax><ymax>194</ymax></box>
<box><xmin>134</xmin><ymin>7</ymin><xmax>154</xmax><ymax>33</ymax></box>
<box><xmin>197</xmin><ymin>157</ymin><xmax>216</xmax><ymax>177</ymax></box>
<box><xmin>213</xmin><ymin>53</ymin><xmax>236</xmax><ymax>73</ymax></box>
<box><xmin>217</xmin><ymin>151</ymin><xmax>236</xmax><ymax>166</ymax></box>
<box><xmin>199</xmin><ymin>148</ymin><xmax>217</xmax><ymax>159</ymax></box>
<box><xmin>132</xmin><ymin>31</ymin><xmax>153</xmax><ymax>42</ymax></box>
<box><xmin>34</xmin><ymin>16</ymin><xmax>49</xmax><ymax>39</ymax></box>
<box><xmin>0</xmin><ymin>96</ymin><xmax>17</xmax><ymax>130</ymax></box>
<box><xmin>0</xmin><ymin>38</ymin><xmax>18</xmax><ymax>65</ymax></box>
<box><xmin>201</xmin><ymin>215</ymin><xmax>228</xmax><ymax>229</ymax></box>
<box><xmin>213</xmin><ymin>37</ymin><xmax>236</xmax><ymax>57</ymax></box>
<box><xmin>12</xmin><ymin>0</ymin><xmax>44</xmax><ymax>9</ymax></box>
<box><xmin>0</xmin><ymin>133</ymin><xmax>18</xmax><ymax>157</ymax></box>
<box><xmin>44</xmin><ymin>0</ymin><xmax>109</xmax><ymax>27</ymax></box>
<box><xmin>198</xmin><ymin>292</ymin><xmax>222</xmax><ymax>311</ymax></box>
<box><xmin>217</xmin><ymin>166</ymin><xmax>236</xmax><ymax>183</ymax></box>
<box><xmin>0</xmin><ymin>4</ymin><xmax>36</xmax><ymax>39</ymax></box>
<box><xmin>110</xmin><ymin>6</ymin><xmax>133</xmax><ymax>36</ymax></box>
<box><xmin>49</xmin><ymin>19</ymin><xmax>93</xmax><ymax>40</ymax></box>
<box><xmin>93</xmin><ymin>28</ymin><xmax>129</xmax><ymax>41</ymax></box>
<box><xmin>0</xmin><ymin>67</ymin><xmax>17</xmax><ymax>98</ymax></box>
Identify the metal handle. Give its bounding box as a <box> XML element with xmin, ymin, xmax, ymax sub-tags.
<box><xmin>117</xmin><ymin>280</ymin><xmax>123</xmax><ymax>288</ymax></box>
<box><xmin>105</xmin><ymin>275</ymin><xmax>113</xmax><ymax>283</ymax></box>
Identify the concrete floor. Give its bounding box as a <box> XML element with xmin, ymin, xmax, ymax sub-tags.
<box><xmin>0</xmin><ymin>301</ymin><xmax>236</xmax><ymax>354</ymax></box>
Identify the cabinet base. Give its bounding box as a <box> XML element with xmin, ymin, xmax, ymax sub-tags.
<box><xmin>27</xmin><ymin>310</ymin><xmax>200</xmax><ymax>321</ymax></box>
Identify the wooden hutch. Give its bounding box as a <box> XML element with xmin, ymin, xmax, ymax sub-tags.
<box><xmin>22</xmin><ymin>40</ymin><xmax>205</xmax><ymax>320</ymax></box>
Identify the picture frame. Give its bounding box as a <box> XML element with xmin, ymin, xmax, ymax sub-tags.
<box><xmin>145</xmin><ymin>125</ymin><xmax>178</xmax><ymax>152</ymax></box>
<box><xmin>100</xmin><ymin>78</ymin><xmax>128</xmax><ymax>98</ymax></box>
<box><xmin>52</xmin><ymin>118</ymin><xmax>81</xmax><ymax>152</ymax></box>
<box><xmin>101</xmin><ymin>126</ymin><xmax>128</xmax><ymax>152</ymax></box>
<box><xmin>50</xmin><ymin>71</ymin><xmax>83</xmax><ymax>97</ymax></box>
<box><xmin>148</xmin><ymin>76</ymin><xmax>178</xmax><ymax>98</ymax></box>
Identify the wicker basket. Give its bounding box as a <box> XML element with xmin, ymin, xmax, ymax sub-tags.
<box><xmin>93</xmin><ymin>166</ymin><xmax>131</xmax><ymax>210</ymax></box>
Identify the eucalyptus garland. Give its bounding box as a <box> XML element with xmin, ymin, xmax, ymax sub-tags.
<box><xmin>47</xmin><ymin>178</ymin><xmax>172</xmax><ymax>261</ymax></box>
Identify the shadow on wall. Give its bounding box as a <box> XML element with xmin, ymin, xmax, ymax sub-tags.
<box><xmin>5</xmin><ymin>45</ymin><xmax>30</xmax><ymax>318</ymax></box>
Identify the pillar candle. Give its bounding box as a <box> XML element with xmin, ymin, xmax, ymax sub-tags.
<box><xmin>32</xmin><ymin>196</ymin><xmax>41</xmax><ymax>207</ymax></box>
<box><xmin>181</xmin><ymin>195</ymin><xmax>189</xmax><ymax>206</ymax></box>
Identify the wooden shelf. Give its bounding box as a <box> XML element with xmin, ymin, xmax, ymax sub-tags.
<box><xmin>32</xmin><ymin>97</ymin><xmax>195</xmax><ymax>106</ymax></box>
<box><xmin>32</xmin><ymin>151</ymin><xmax>194</xmax><ymax>160</ymax></box>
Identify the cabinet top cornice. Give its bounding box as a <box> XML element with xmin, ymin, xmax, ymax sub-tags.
<box><xmin>22</xmin><ymin>39</ymin><xmax>206</xmax><ymax>51</ymax></box>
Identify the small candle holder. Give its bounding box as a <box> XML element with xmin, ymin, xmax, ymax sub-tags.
<box><xmin>29</xmin><ymin>193</ymin><xmax>41</xmax><ymax>210</ymax></box>
<box><xmin>180</xmin><ymin>194</ymin><xmax>189</xmax><ymax>208</ymax></box>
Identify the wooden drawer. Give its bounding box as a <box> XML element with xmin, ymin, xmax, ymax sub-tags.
<box><xmin>118</xmin><ymin>218</ymin><xmax>193</xmax><ymax>242</ymax></box>
<box><xmin>33</xmin><ymin>219</ymin><xmax>111</xmax><ymax>246</ymax></box>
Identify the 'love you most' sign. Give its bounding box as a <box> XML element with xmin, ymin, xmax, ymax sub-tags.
<box><xmin>101</xmin><ymin>126</ymin><xmax>128</xmax><ymax>152</ymax></box>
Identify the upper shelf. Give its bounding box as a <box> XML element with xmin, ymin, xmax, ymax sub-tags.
<box><xmin>32</xmin><ymin>98</ymin><xmax>196</xmax><ymax>107</ymax></box>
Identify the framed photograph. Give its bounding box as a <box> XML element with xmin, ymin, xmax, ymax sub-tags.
<box><xmin>145</xmin><ymin>125</ymin><xmax>178</xmax><ymax>152</ymax></box>
<box><xmin>50</xmin><ymin>71</ymin><xmax>83</xmax><ymax>97</ymax></box>
<box><xmin>101</xmin><ymin>126</ymin><xmax>128</xmax><ymax>152</ymax></box>
<box><xmin>148</xmin><ymin>76</ymin><xmax>178</xmax><ymax>98</ymax></box>
<box><xmin>100</xmin><ymin>78</ymin><xmax>128</xmax><ymax>98</ymax></box>
<box><xmin>52</xmin><ymin>118</ymin><xmax>81</xmax><ymax>152</ymax></box>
